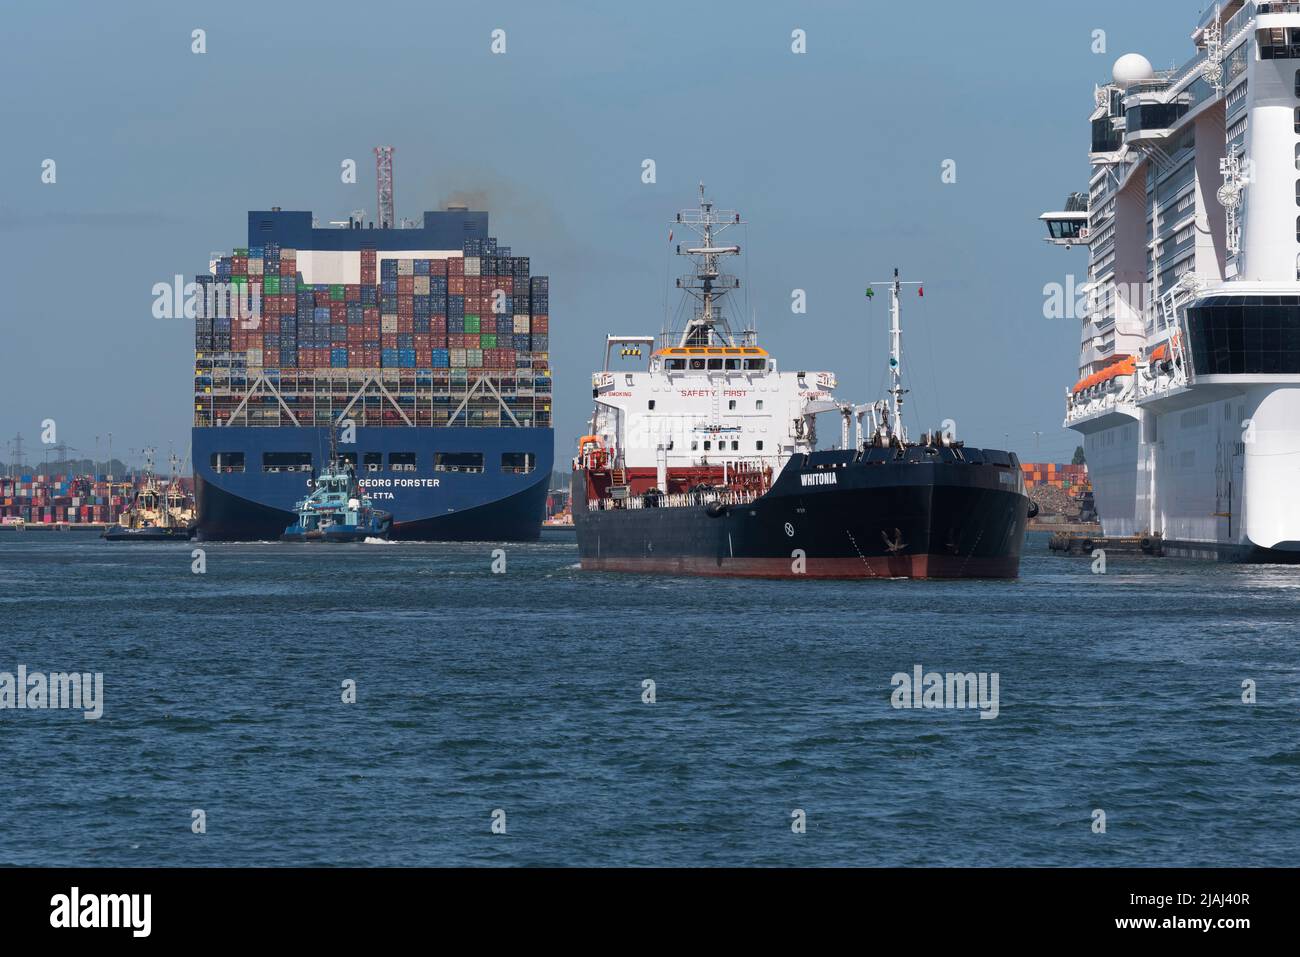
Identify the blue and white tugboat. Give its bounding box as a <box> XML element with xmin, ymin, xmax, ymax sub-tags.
<box><xmin>281</xmin><ymin>455</ymin><xmax>392</xmax><ymax>543</ymax></box>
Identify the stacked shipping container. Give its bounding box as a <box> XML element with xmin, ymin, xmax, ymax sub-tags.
<box><xmin>0</xmin><ymin>474</ymin><xmax>188</xmax><ymax>525</ymax></box>
<box><xmin>1020</xmin><ymin>462</ymin><xmax>1091</xmax><ymax>494</ymax></box>
<box><xmin>194</xmin><ymin>235</ymin><xmax>551</xmax><ymax>430</ymax></box>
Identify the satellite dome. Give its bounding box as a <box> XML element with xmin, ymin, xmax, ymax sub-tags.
<box><xmin>1112</xmin><ymin>53</ymin><xmax>1154</xmax><ymax>87</ymax></box>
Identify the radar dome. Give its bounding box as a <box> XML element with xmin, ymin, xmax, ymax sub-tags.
<box><xmin>1112</xmin><ymin>53</ymin><xmax>1154</xmax><ymax>87</ymax></box>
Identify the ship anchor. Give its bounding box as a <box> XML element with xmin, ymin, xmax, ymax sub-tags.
<box><xmin>882</xmin><ymin>528</ymin><xmax>906</xmax><ymax>554</ymax></box>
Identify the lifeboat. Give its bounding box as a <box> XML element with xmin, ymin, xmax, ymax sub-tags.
<box><xmin>577</xmin><ymin>434</ymin><xmax>607</xmax><ymax>470</ymax></box>
<box><xmin>1071</xmin><ymin>354</ymin><xmax>1135</xmax><ymax>393</ymax></box>
<box><xmin>1146</xmin><ymin>332</ymin><xmax>1179</xmax><ymax>365</ymax></box>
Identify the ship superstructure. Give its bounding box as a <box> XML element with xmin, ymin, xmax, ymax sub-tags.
<box><xmin>191</xmin><ymin>195</ymin><xmax>553</xmax><ymax>541</ymax></box>
<box><xmin>585</xmin><ymin>186</ymin><xmax>838</xmax><ymax>485</ymax></box>
<box><xmin>1045</xmin><ymin>1</ymin><xmax>1300</xmax><ymax>560</ymax></box>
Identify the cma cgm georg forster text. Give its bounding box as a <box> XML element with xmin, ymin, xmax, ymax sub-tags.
<box><xmin>191</xmin><ymin>205</ymin><xmax>553</xmax><ymax>541</ymax></box>
<box><xmin>1044</xmin><ymin>1</ymin><xmax>1300</xmax><ymax>561</ymax></box>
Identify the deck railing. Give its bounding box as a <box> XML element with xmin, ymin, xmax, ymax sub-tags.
<box><xmin>590</xmin><ymin>487</ymin><xmax>764</xmax><ymax>512</ymax></box>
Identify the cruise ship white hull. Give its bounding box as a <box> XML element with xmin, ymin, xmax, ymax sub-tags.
<box><xmin>1073</xmin><ymin>384</ymin><xmax>1300</xmax><ymax>562</ymax></box>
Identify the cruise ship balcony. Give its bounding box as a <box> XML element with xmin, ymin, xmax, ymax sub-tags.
<box><xmin>1123</xmin><ymin>95</ymin><xmax>1190</xmax><ymax>144</ymax></box>
<box><xmin>1258</xmin><ymin>22</ymin><xmax>1300</xmax><ymax>59</ymax></box>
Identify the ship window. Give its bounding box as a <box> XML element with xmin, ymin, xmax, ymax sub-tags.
<box><xmin>728</xmin><ymin>400</ymin><xmax>737</xmax><ymax>410</ymax></box>
<box><xmin>262</xmin><ymin>451</ymin><xmax>312</xmax><ymax>473</ymax></box>
<box><xmin>756</xmin><ymin>400</ymin><xmax>764</xmax><ymax>410</ymax></box>
<box><xmin>1296</xmin><ymin>179</ymin><xmax>1300</xmax><ymax>207</ymax></box>
<box><xmin>725</xmin><ymin>358</ymin><xmax>741</xmax><ymax>370</ymax></box>
<box><xmin>731</xmin><ymin>440</ymin><xmax>739</xmax><ymax>451</ymax></box>
<box><xmin>704</xmin><ymin>441</ymin><xmax>712</xmax><ymax>450</ymax></box>
<box><xmin>745</xmin><ymin>359</ymin><xmax>765</xmax><ymax>371</ymax></box>
<box><xmin>1186</xmin><ymin>296</ymin><xmax>1300</xmax><ymax>374</ymax></box>
<box><xmin>434</xmin><ymin>452</ymin><xmax>484</xmax><ymax>473</ymax></box>
<box><xmin>707</xmin><ymin>358</ymin><xmax>723</xmax><ymax>370</ymax></box>
<box><xmin>1260</xmin><ymin>26</ymin><xmax>1300</xmax><ymax>60</ymax></box>
<box><xmin>690</xmin><ymin>358</ymin><xmax>705</xmax><ymax>370</ymax></box>
<box><xmin>388</xmin><ymin>452</ymin><xmax>417</xmax><ymax>472</ymax></box>
<box><xmin>691</xmin><ymin>440</ymin><xmax>698</xmax><ymax>451</ymax></box>
<box><xmin>648</xmin><ymin>400</ymin><xmax>656</xmax><ymax>410</ymax></box>
<box><xmin>1296</xmin><ymin>69</ymin><xmax>1300</xmax><ymax>96</ymax></box>
<box><xmin>501</xmin><ymin>452</ymin><xmax>535</xmax><ymax>474</ymax></box>
<box><xmin>363</xmin><ymin>452</ymin><xmax>382</xmax><ymax>473</ymax></box>
<box><xmin>210</xmin><ymin>452</ymin><xmax>245</xmax><ymax>473</ymax></box>
<box><xmin>666</xmin><ymin>358</ymin><xmax>685</xmax><ymax>370</ymax></box>
<box><xmin>756</xmin><ymin>441</ymin><xmax>764</xmax><ymax>451</ymax></box>
<box><xmin>1295</xmin><ymin>106</ymin><xmax>1300</xmax><ymax>133</ymax></box>
<box><xmin>338</xmin><ymin>452</ymin><xmax>357</xmax><ymax>467</ymax></box>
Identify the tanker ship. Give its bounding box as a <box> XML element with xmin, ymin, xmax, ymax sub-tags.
<box><xmin>192</xmin><ymin>159</ymin><xmax>552</xmax><ymax>541</ymax></box>
<box><xmin>571</xmin><ymin>188</ymin><xmax>1031</xmax><ymax>578</ymax></box>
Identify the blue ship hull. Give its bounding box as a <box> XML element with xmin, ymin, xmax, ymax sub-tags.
<box><xmin>193</xmin><ymin>426</ymin><xmax>552</xmax><ymax>541</ymax></box>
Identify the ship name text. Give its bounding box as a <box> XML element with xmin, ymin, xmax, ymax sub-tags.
<box><xmin>801</xmin><ymin>472</ymin><xmax>838</xmax><ymax>487</ymax></box>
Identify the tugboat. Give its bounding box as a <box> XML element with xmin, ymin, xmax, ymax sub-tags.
<box><xmin>571</xmin><ymin>186</ymin><xmax>1031</xmax><ymax>578</ymax></box>
<box><xmin>103</xmin><ymin>451</ymin><xmax>197</xmax><ymax>542</ymax></box>
<box><xmin>281</xmin><ymin>452</ymin><xmax>392</xmax><ymax>543</ymax></box>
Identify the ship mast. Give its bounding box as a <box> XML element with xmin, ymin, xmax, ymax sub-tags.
<box><xmin>672</xmin><ymin>184</ymin><xmax>747</xmax><ymax>348</ymax></box>
<box><xmin>864</xmin><ymin>268</ymin><xmax>918</xmax><ymax>445</ymax></box>
<box><xmin>888</xmin><ymin>268</ymin><xmax>905</xmax><ymax>438</ymax></box>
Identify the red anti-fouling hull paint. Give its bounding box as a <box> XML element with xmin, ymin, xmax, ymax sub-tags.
<box><xmin>579</xmin><ymin>554</ymin><xmax>1022</xmax><ymax>580</ymax></box>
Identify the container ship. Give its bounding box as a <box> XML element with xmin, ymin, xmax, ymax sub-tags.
<box><xmin>1042</xmin><ymin>1</ymin><xmax>1300</xmax><ymax>561</ymax></box>
<box><xmin>570</xmin><ymin>188</ymin><xmax>1030</xmax><ymax>578</ymax></box>
<box><xmin>192</xmin><ymin>159</ymin><xmax>552</xmax><ymax>541</ymax></box>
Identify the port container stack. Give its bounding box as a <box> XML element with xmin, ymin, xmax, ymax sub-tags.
<box><xmin>1020</xmin><ymin>462</ymin><xmax>1090</xmax><ymax>494</ymax></box>
<box><xmin>195</xmin><ymin>235</ymin><xmax>551</xmax><ymax>430</ymax></box>
<box><xmin>0</xmin><ymin>474</ymin><xmax>179</xmax><ymax>525</ymax></box>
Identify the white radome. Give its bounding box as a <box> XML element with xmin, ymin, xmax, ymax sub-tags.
<box><xmin>1112</xmin><ymin>53</ymin><xmax>1154</xmax><ymax>87</ymax></box>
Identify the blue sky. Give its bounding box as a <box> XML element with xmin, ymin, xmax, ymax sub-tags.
<box><xmin>0</xmin><ymin>0</ymin><xmax>1206</xmax><ymax>470</ymax></box>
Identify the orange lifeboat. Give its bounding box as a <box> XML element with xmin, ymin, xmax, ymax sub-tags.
<box><xmin>1071</xmin><ymin>354</ymin><xmax>1135</xmax><ymax>393</ymax></box>
<box><xmin>577</xmin><ymin>435</ymin><xmax>607</xmax><ymax>470</ymax></box>
<box><xmin>1147</xmin><ymin>332</ymin><xmax>1179</xmax><ymax>364</ymax></box>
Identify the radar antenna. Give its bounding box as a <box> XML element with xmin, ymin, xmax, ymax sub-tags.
<box><xmin>1218</xmin><ymin>144</ymin><xmax>1247</xmax><ymax>257</ymax></box>
<box><xmin>671</xmin><ymin>184</ymin><xmax>746</xmax><ymax>348</ymax></box>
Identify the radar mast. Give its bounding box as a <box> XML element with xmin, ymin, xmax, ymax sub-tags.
<box><xmin>672</xmin><ymin>184</ymin><xmax>749</xmax><ymax>348</ymax></box>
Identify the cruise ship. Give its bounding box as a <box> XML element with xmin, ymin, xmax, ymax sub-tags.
<box><xmin>192</xmin><ymin>199</ymin><xmax>552</xmax><ymax>541</ymax></box>
<box><xmin>1043</xmin><ymin>1</ymin><xmax>1300</xmax><ymax>561</ymax></box>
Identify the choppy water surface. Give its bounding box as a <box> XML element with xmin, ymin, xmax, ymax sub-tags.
<box><xmin>1</xmin><ymin>530</ymin><xmax>1297</xmax><ymax>866</ymax></box>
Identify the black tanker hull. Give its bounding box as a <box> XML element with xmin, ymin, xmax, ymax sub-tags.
<box><xmin>572</xmin><ymin>450</ymin><xmax>1030</xmax><ymax>579</ymax></box>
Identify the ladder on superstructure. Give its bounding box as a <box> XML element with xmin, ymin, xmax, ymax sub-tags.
<box><xmin>1157</xmin><ymin>282</ymin><xmax>1193</xmax><ymax>387</ymax></box>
